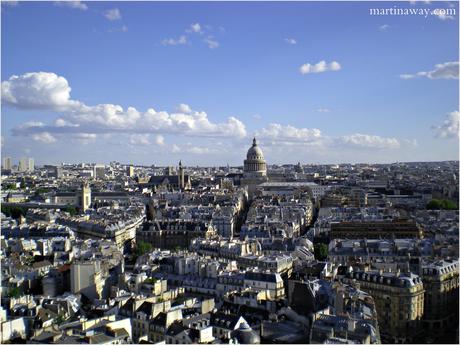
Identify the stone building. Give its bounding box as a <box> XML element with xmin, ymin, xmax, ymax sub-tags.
<box><xmin>341</xmin><ymin>269</ymin><xmax>424</xmax><ymax>343</ymax></box>
<box><xmin>241</xmin><ymin>138</ymin><xmax>268</xmax><ymax>198</ymax></box>
<box><xmin>421</xmin><ymin>260</ymin><xmax>459</xmax><ymax>331</ymax></box>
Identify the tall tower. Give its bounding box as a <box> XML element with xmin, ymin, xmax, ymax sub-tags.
<box><xmin>178</xmin><ymin>160</ymin><xmax>185</xmax><ymax>189</ymax></box>
<box><xmin>80</xmin><ymin>182</ymin><xmax>91</xmax><ymax>211</ymax></box>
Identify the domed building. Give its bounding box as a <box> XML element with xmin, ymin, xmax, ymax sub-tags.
<box><xmin>241</xmin><ymin>137</ymin><xmax>268</xmax><ymax>198</ymax></box>
<box><xmin>230</xmin><ymin>321</ymin><xmax>261</xmax><ymax>344</ymax></box>
<box><xmin>244</xmin><ymin>137</ymin><xmax>267</xmax><ymax>177</ymax></box>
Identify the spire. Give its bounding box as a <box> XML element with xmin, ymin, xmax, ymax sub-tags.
<box><xmin>252</xmin><ymin>137</ymin><xmax>257</xmax><ymax>146</ymax></box>
<box><xmin>179</xmin><ymin>160</ymin><xmax>182</xmax><ymax>167</ymax></box>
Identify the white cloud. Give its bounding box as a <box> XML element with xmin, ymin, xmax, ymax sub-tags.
<box><xmin>1</xmin><ymin>72</ymin><xmax>81</xmax><ymax>110</ymax></box>
<box><xmin>379</xmin><ymin>24</ymin><xmax>390</xmax><ymax>31</ymax></box>
<box><xmin>433</xmin><ymin>111</ymin><xmax>460</xmax><ymax>139</ymax></box>
<box><xmin>155</xmin><ymin>134</ymin><xmax>165</xmax><ymax>146</ymax></box>
<box><xmin>129</xmin><ymin>134</ymin><xmax>150</xmax><ymax>146</ymax></box>
<box><xmin>257</xmin><ymin>123</ymin><xmax>322</xmax><ymax>143</ymax></box>
<box><xmin>253</xmin><ymin>114</ymin><xmax>262</xmax><ymax>120</ymax></box>
<box><xmin>54</xmin><ymin>1</ymin><xmax>87</xmax><ymax>10</ymax></box>
<box><xmin>299</xmin><ymin>60</ymin><xmax>341</xmax><ymax>74</ymax></box>
<box><xmin>32</xmin><ymin>132</ymin><xmax>57</xmax><ymax>144</ymax></box>
<box><xmin>204</xmin><ymin>36</ymin><xmax>219</xmax><ymax>49</ymax></box>
<box><xmin>69</xmin><ymin>133</ymin><xmax>97</xmax><ymax>145</ymax></box>
<box><xmin>317</xmin><ymin>107</ymin><xmax>331</xmax><ymax>113</ymax></box>
<box><xmin>187</xmin><ymin>23</ymin><xmax>202</xmax><ymax>34</ymax></box>
<box><xmin>4</xmin><ymin>71</ymin><xmax>247</xmax><ymax>140</ymax></box>
<box><xmin>284</xmin><ymin>38</ymin><xmax>297</xmax><ymax>45</ymax></box>
<box><xmin>187</xmin><ymin>146</ymin><xmax>210</xmax><ymax>154</ymax></box>
<box><xmin>162</xmin><ymin>35</ymin><xmax>187</xmax><ymax>46</ymax></box>
<box><xmin>400</xmin><ymin>61</ymin><xmax>459</xmax><ymax>80</ymax></box>
<box><xmin>172</xmin><ymin>144</ymin><xmax>181</xmax><ymax>153</ymax></box>
<box><xmin>104</xmin><ymin>8</ymin><xmax>121</xmax><ymax>21</ymax></box>
<box><xmin>177</xmin><ymin>103</ymin><xmax>192</xmax><ymax>113</ymax></box>
<box><xmin>339</xmin><ymin>133</ymin><xmax>400</xmax><ymax>149</ymax></box>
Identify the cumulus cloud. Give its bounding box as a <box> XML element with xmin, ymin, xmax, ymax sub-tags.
<box><xmin>299</xmin><ymin>60</ymin><xmax>341</xmax><ymax>74</ymax></box>
<box><xmin>317</xmin><ymin>107</ymin><xmax>331</xmax><ymax>113</ymax></box>
<box><xmin>104</xmin><ymin>8</ymin><xmax>121</xmax><ymax>21</ymax></box>
<box><xmin>187</xmin><ymin>23</ymin><xmax>202</xmax><ymax>34</ymax></box>
<box><xmin>3</xmin><ymin>71</ymin><xmax>247</xmax><ymax>142</ymax></box>
<box><xmin>177</xmin><ymin>103</ymin><xmax>192</xmax><ymax>113</ymax></box>
<box><xmin>379</xmin><ymin>24</ymin><xmax>390</xmax><ymax>31</ymax></box>
<box><xmin>155</xmin><ymin>134</ymin><xmax>165</xmax><ymax>146</ymax></box>
<box><xmin>257</xmin><ymin>123</ymin><xmax>322</xmax><ymax>143</ymax></box>
<box><xmin>433</xmin><ymin>111</ymin><xmax>460</xmax><ymax>139</ymax></box>
<box><xmin>339</xmin><ymin>133</ymin><xmax>400</xmax><ymax>149</ymax></box>
<box><xmin>32</xmin><ymin>132</ymin><xmax>57</xmax><ymax>144</ymax></box>
<box><xmin>1</xmin><ymin>72</ymin><xmax>81</xmax><ymax>110</ymax></box>
<box><xmin>162</xmin><ymin>35</ymin><xmax>187</xmax><ymax>46</ymax></box>
<box><xmin>400</xmin><ymin>61</ymin><xmax>459</xmax><ymax>80</ymax></box>
<box><xmin>54</xmin><ymin>1</ymin><xmax>87</xmax><ymax>10</ymax></box>
<box><xmin>285</xmin><ymin>38</ymin><xmax>297</xmax><ymax>45</ymax></box>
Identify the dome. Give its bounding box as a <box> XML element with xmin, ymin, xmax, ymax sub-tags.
<box><xmin>230</xmin><ymin>321</ymin><xmax>261</xmax><ymax>344</ymax></box>
<box><xmin>243</xmin><ymin>137</ymin><xmax>267</xmax><ymax>177</ymax></box>
<box><xmin>246</xmin><ymin>137</ymin><xmax>264</xmax><ymax>160</ymax></box>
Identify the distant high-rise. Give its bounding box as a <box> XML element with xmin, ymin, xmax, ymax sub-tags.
<box><xmin>2</xmin><ymin>157</ymin><xmax>12</xmax><ymax>170</ymax></box>
<box><xmin>94</xmin><ymin>164</ymin><xmax>105</xmax><ymax>180</ymax></box>
<box><xmin>28</xmin><ymin>158</ymin><xmax>34</xmax><ymax>172</ymax></box>
<box><xmin>18</xmin><ymin>157</ymin><xmax>27</xmax><ymax>172</ymax></box>
<box><xmin>51</xmin><ymin>166</ymin><xmax>63</xmax><ymax>179</ymax></box>
<box><xmin>18</xmin><ymin>157</ymin><xmax>34</xmax><ymax>172</ymax></box>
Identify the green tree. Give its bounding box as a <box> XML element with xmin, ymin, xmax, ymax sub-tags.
<box><xmin>1</xmin><ymin>205</ymin><xmax>26</xmax><ymax>219</ymax></box>
<box><xmin>314</xmin><ymin>243</ymin><xmax>328</xmax><ymax>261</ymax></box>
<box><xmin>136</xmin><ymin>241</ymin><xmax>152</xmax><ymax>256</ymax></box>
<box><xmin>7</xmin><ymin>287</ymin><xmax>22</xmax><ymax>298</ymax></box>
<box><xmin>64</xmin><ymin>206</ymin><xmax>78</xmax><ymax>216</ymax></box>
<box><xmin>427</xmin><ymin>199</ymin><xmax>458</xmax><ymax>210</ymax></box>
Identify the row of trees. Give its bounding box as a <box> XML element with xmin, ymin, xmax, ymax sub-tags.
<box><xmin>1</xmin><ymin>205</ymin><xmax>78</xmax><ymax>219</ymax></box>
<box><xmin>426</xmin><ymin>199</ymin><xmax>458</xmax><ymax>210</ymax></box>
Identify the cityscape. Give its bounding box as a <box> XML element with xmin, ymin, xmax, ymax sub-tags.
<box><xmin>1</xmin><ymin>1</ymin><xmax>459</xmax><ymax>345</ymax></box>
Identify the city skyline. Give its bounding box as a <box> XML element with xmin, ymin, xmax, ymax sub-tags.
<box><xmin>1</xmin><ymin>1</ymin><xmax>459</xmax><ymax>166</ymax></box>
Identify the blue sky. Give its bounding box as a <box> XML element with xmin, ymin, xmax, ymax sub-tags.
<box><xmin>1</xmin><ymin>1</ymin><xmax>459</xmax><ymax>166</ymax></box>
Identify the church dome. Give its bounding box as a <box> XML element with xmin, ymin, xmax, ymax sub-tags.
<box><xmin>230</xmin><ymin>321</ymin><xmax>261</xmax><ymax>344</ymax></box>
<box><xmin>247</xmin><ymin>138</ymin><xmax>264</xmax><ymax>160</ymax></box>
<box><xmin>243</xmin><ymin>138</ymin><xmax>267</xmax><ymax>176</ymax></box>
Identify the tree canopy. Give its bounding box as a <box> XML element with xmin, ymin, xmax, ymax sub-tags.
<box><xmin>314</xmin><ymin>243</ymin><xmax>328</xmax><ymax>261</ymax></box>
<box><xmin>426</xmin><ymin>199</ymin><xmax>458</xmax><ymax>210</ymax></box>
<box><xmin>136</xmin><ymin>241</ymin><xmax>153</xmax><ymax>256</ymax></box>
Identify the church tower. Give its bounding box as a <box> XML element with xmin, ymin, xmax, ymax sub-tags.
<box><xmin>178</xmin><ymin>160</ymin><xmax>185</xmax><ymax>190</ymax></box>
<box><xmin>80</xmin><ymin>182</ymin><xmax>91</xmax><ymax>211</ymax></box>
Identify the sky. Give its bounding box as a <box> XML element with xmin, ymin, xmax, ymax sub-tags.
<box><xmin>1</xmin><ymin>0</ymin><xmax>459</xmax><ymax>166</ymax></box>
